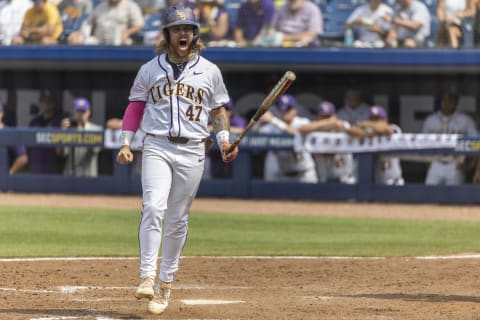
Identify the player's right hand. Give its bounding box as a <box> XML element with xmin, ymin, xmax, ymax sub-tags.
<box><xmin>117</xmin><ymin>145</ymin><xmax>134</xmax><ymax>165</ymax></box>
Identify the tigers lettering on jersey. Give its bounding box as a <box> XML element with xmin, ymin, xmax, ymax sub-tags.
<box><xmin>149</xmin><ymin>82</ymin><xmax>205</xmax><ymax>105</ymax></box>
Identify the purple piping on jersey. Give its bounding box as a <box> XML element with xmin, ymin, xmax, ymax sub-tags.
<box><xmin>176</xmin><ymin>95</ymin><xmax>181</xmax><ymax>137</ymax></box>
<box><xmin>188</xmin><ymin>55</ymin><xmax>200</xmax><ymax>69</ymax></box>
<box><xmin>158</xmin><ymin>55</ymin><xmax>174</xmax><ymax>137</ymax></box>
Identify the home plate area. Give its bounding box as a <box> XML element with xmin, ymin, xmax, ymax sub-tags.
<box><xmin>1</xmin><ymin>256</ymin><xmax>480</xmax><ymax>319</ymax></box>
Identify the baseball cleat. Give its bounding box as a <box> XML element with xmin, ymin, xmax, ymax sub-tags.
<box><xmin>147</xmin><ymin>281</ymin><xmax>172</xmax><ymax>314</ymax></box>
<box><xmin>135</xmin><ymin>276</ymin><xmax>155</xmax><ymax>300</ymax></box>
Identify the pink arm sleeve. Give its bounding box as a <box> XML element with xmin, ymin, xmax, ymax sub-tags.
<box><xmin>121</xmin><ymin>101</ymin><xmax>146</xmax><ymax>132</ymax></box>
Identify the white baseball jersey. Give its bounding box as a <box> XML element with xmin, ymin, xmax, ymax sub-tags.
<box><xmin>129</xmin><ymin>53</ymin><xmax>230</xmax><ymax>139</ymax></box>
<box><xmin>422</xmin><ymin>111</ymin><xmax>477</xmax><ymax>185</ymax></box>
<box><xmin>376</xmin><ymin>124</ymin><xmax>404</xmax><ymax>185</ymax></box>
<box><xmin>422</xmin><ymin>111</ymin><xmax>478</xmax><ymax>136</ymax></box>
<box><xmin>260</xmin><ymin>116</ymin><xmax>317</xmax><ymax>183</ymax></box>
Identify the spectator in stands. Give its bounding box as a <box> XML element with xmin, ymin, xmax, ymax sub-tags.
<box><xmin>298</xmin><ymin>101</ymin><xmax>356</xmax><ymax>184</ymax></box>
<box><xmin>12</xmin><ymin>0</ymin><xmax>63</xmax><ymax>45</ymax></box>
<box><xmin>0</xmin><ymin>101</ymin><xmax>28</xmax><ymax>175</ymax></box>
<box><xmin>422</xmin><ymin>86</ymin><xmax>478</xmax><ymax>185</ymax></box>
<box><xmin>207</xmin><ymin>99</ymin><xmax>246</xmax><ymax>179</ymax></box>
<box><xmin>28</xmin><ymin>92</ymin><xmax>63</xmax><ymax>174</ymax></box>
<box><xmin>437</xmin><ymin>0</ymin><xmax>476</xmax><ymax>48</ymax></box>
<box><xmin>347</xmin><ymin>105</ymin><xmax>405</xmax><ymax>185</ymax></box>
<box><xmin>57</xmin><ymin>0</ymin><xmax>92</xmax><ymax>19</ymax></box>
<box><xmin>194</xmin><ymin>0</ymin><xmax>229</xmax><ymax>44</ymax></box>
<box><xmin>68</xmin><ymin>0</ymin><xmax>144</xmax><ymax>45</ymax></box>
<box><xmin>384</xmin><ymin>0</ymin><xmax>431</xmax><ymax>48</ymax></box>
<box><xmin>337</xmin><ymin>86</ymin><xmax>370</xmax><ymax>125</ymax></box>
<box><xmin>258</xmin><ymin>94</ymin><xmax>317</xmax><ymax>183</ymax></box>
<box><xmin>345</xmin><ymin>0</ymin><xmax>394</xmax><ymax>48</ymax></box>
<box><xmin>272</xmin><ymin>0</ymin><xmax>323</xmax><ymax>47</ymax></box>
<box><xmin>0</xmin><ymin>0</ymin><xmax>32</xmax><ymax>45</ymax></box>
<box><xmin>59</xmin><ymin>97</ymin><xmax>102</xmax><ymax>177</ymax></box>
<box><xmin>233</xmin><ymin>0</ymin><xmax>276</xmax><ymax>47</ymax></box>
<box><xmin>136</xmin><ymin>0</ymin><xmax>165</xmax><ymax>15</ymax></box>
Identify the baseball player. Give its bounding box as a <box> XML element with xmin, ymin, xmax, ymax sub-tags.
<box><xmin>422</xmin><ymin>87</ymin><xmax>478</xmax><ymax>185</ymax></box>
<box><xmin>259</xmin><ymin>94</ymin><xmax>317</xmax><ymax>183</ymax></box>
<box><xmin>347</xmin><ymin>105</ymin><xmax>404</xmax><ymax>185</ymax></box>
<box><xmin>298</xmin><ymin>101</ymin><xmax>356</xmax><ymax>184</ymax></box>
<box><xmin>116</xmin><ymin>6</ymin><xmax>238</xmax><ymax>315</ymax></box>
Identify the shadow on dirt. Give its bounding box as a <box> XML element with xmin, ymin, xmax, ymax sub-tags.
<box><xmin>346</xmin><ymin>293</ymin><xmax>480</xmax><ymax>303</ymax></box>
<box><xmin>0</xmin><ymin>308</ymin><xmax>142</xmax><ymax>319</ymax></box>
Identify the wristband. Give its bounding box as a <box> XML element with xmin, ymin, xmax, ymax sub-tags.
<box><xmin>216</xmin><ymin>130</ymin><xmax>229</xmax><ymax>145</ymax></box>
<box><xmin>271</xmin><ymin>117</ymin><xmax>288</xmax><ymax>130</ymax></box>
<box><xmin>120</xmin><ymin>131</ymin><xmax>134</xmax><ymax>146</ymax></box>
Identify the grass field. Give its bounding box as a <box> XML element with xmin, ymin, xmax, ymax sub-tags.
<box><xmin>1</xmin><ymin>206</ymin><xmax>480</xmax><ymax>257</ymax></box>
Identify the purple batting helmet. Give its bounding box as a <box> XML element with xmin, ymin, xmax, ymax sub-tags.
<box><xmin>276</xmin><ymin>94</ymin><xmax>297</xmax><ymax>112</ymax></box>
<box><xmin>317</xmin><ymin>101</ymin><xmax>336</xmax><ymax>117</ymax></box>
<box><xmin>162</xmin><ymin>6</ymin><xmax>200</xmax><ymax>45</ymax></box>
<box><xmin>369</xmin><ymin>105</ymin><xmax>388</xmax><ymax>120</ymax></box>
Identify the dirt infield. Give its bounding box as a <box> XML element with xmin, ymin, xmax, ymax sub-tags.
<box><xmin>1</xmin><ymin>194</ymin><xmax>480</xmax><ymax>319</ymax></box>
<box><xmin>1</xmin><ymin>256</ymin><xmax>480</xmax><ymax>320</ymax></box>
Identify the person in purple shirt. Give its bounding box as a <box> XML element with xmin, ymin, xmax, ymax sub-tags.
<box><xmin>234</xmin><ymin>0</ymin><xmax>276</xmax><ymax>46</ymax></box>
<box><xmin>28</xmin><ymin>92</ymin><xmax>63</xmax><ymax>174</ymax></box>
<box><xmin>273</xmin><ymin>0</ymin><xmax>323</xmax><ymax>47</ymax></box>
<box><xmin>0</xmin><ymin>101</ymin><xmax>28</xmax><ymax>175</ymax></box>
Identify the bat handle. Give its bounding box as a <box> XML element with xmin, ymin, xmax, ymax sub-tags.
<box><xmin>226</xmin><ymin>135</ymin><xmax>242</xmax><ymax>154</ymax></box>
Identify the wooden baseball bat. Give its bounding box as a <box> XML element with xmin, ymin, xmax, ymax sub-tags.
<box><xmin>226</xmin><ymin>71</ymin><xmax>296</xmax><ymax>154</ymax></box>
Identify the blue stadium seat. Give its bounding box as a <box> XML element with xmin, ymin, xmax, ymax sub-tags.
<box><xmin>313</xmin><ymin>0</ymin><xmax>329</xmax><ymax>13</ymax></box>
<box><xmin>323</xmin><ymin>12</ymin><xmax>350</xmax><ymax>39</ymax></box>
<box><xmin>224</xmin><ymin>0</ymin><xmax>244</xmax><ymax>31</ymax></box>
<box><xmin>143</xmin><ymin>13</ymin><xmax>162</xmax><ymax>32</ymax></box>
<box><xmin>326</xmin><ymin>0</ymin><xmax>365</xmax><ymax>14</ymax></box>
<box><xmin>461</xmin><ymin>17</ymin><xmax>474</xmax><ymax>48</ymax></box>
<box><xmin>425</xmin><ymin>16</ymin><xmax>438</xmax><ymax>48</ymax></box>
<box><xmin>420</xmin><ymin>0</ymin><xmax>437</xmax><ymax>15</ymax></box>
<box><xmin>59</xmin><ymin>13</ymin><xmax>89</xmax><ymax>43</ymax></box>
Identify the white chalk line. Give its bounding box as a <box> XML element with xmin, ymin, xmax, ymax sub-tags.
<box><xmin>180</xmin><ymin>299</ymin><xmax>245</xmax><ymax>306</ymax></box>
<box><xmin>0</xmin><ymin>284</ymin><xmax>255</xmax><ymax>295</ymax></box>
<box><xmin>2</xmin><ymin>254</ymin><xmax>480</xmax><ymax>262</ymax></box>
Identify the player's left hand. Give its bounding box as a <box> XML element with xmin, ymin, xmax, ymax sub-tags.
<box><xmin>221</xmin><ymin>142</ymin><xmax>238</xmax><ymax>163</ymax></box>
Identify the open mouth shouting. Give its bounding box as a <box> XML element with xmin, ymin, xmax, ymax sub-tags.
<box><xmin>178</xmin><ymin>38</ymin><xmax>189</xmax><ymax>50</ymax></box>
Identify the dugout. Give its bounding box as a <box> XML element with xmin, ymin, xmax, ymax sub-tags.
<box><xmin>0</xmin><ymin>46</ymin><xmax>479</xmax><ymax>203</ymax></box>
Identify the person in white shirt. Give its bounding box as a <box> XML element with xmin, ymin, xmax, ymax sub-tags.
<box><xmin>422</xmin><ymin>86</ymin><xmax>478</xmax><ymax>185</ymax></box>
<box><xmin>259</xmin><ymin>94</ymin><xmax>317</xmax><ymax>183</ymax></box>
<box><xmin>345</xmin><ymin>0</ymin><xmax>393</xmax><ymax>48</ymax></box>
<box><xmin>437</xmin><ymin>0</ymin><xmax>475</xmax><ymax>48</ymax></box>
<box><xmin>298</xmin><ymin>101</ymin><xmax>356</xmax><ymax>184</ymax></box>
<box><xmin>347</xmin><ymin>105</ymin><xmax>405</xmax><ymax>185</ymax></box>
<box><xmin>384</xmin><ymin>0</ymin><xmax>431</xmax><ymax>48</ymax></box>
<box><xmin>0</xmin><ymin>0</ymin><xmax>32</xmax><ymax>45</ymax></box>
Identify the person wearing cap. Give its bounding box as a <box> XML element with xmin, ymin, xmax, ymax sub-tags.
<box><xmin>258</xmin><ymin>94</ymin><xmax>317</xmax><ymax>183</ymax></box>
<box><xmin>68</xmin><ymin>0</ymin><xmax>144</xmax><ymax>45</ymax></box>
<box><xmin>59</xmin><ymin>97</ymin><xmax>103</xmax><ymax>177</ymax></box>
<box><xmin>0</xmin><ymin>102</ymin><xmax>28</xmax><ymax>175</ymax></box>
<box><xmin>28</xmin><ymin>92</ymin><xmax>63</xmax><ymax>174</ymax></box>
<box><xmin>298</xmin><ymin>101</ymin><xmax>356</xmax><ymax>184</ymax></box>
<box><xmin>11</xmin><ymin>0</ymin><xmax>62</xmax><ymax>45</ymax></box>
<box><xmin>347</xmin><ymin>105</ymin><xmax>405</xmax><ymax>185</ymax></box>
<box><xmin>422</xmin><ymin>86</ymin><xmax>478</xmax><ymax>185</ymax></box>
